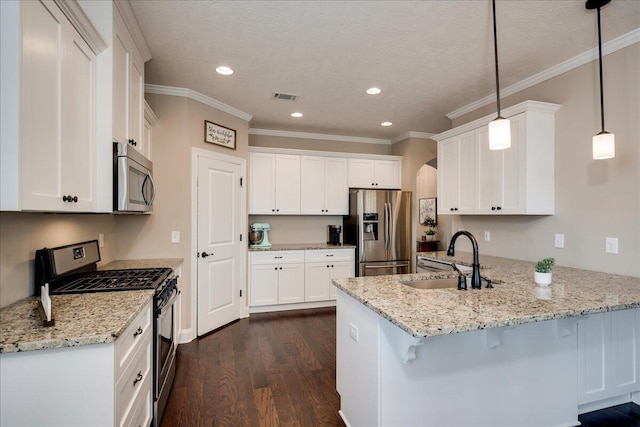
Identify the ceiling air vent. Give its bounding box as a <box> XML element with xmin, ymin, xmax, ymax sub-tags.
<box><xmin>273</xmin><ymin>92</ymin><xmax>300</xmax><ymax>102</ymax></box>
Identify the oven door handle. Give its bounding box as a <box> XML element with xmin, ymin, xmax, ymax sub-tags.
<box><xmin>158</xmin><ymin>288</ymin><xmax>179</xmax><ymax>316</ymax></box>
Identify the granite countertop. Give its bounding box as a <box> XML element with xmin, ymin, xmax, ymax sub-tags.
<box><xmin>249</xmin><ymin>243</ymin><xmax>355</xmax><ymax>251</ymax></box>
<box><xmin>333</xmin><ymin>251</ymin><xmax>640</xmax><ymax>338</ymax></box>
<box><xmin>0</xmin><ymin>258</ymin><xmax>183</xmax><ymax>354</ymax></box>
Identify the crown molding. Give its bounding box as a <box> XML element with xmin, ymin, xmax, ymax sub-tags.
<box><xmin>145</xmin><ymin>84</ymin><xmax>253</xmax><ymax>122</ymax></box>
<box><xmin>249</xmin><ymin>128</ymin><xmax>392</xmax><ymax>145</ymax></box>
<box><xmin>391</xmin><ymin>131</ymin><xmax>436</xmax><ymax>144</ymax></box>
<box><xmin>433</xmin><ymin>100</ymin><xmax>560</xmax><ymax>142</ymax></box>
<box><xmin>55</xmin><ymin>0</ymin><xmax>107</xmax><ymax>54</ymax></box>
<box><xmin>114</xmin><ymin>0</ymin><xmax>152</xmax><ymax>62</ymax></box>
<box><xmin>446</xmin><ymin>28</ymin><xmax>640</xmax><ymax>120</ymax></box>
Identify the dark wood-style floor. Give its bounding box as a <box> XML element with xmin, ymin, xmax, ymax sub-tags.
<box><xmin>161</xmin><ymin>307</ymin><xmax>640</xmax><ymax>427</ymax></box>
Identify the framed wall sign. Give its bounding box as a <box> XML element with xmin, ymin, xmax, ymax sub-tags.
<box><xmin>419</xmin><ymin>197</ymin><xmax>437</xmax><ymax>225</ymax></box>
<box><xmin>204</xmin><ymin>120</ymin><xmax>236</xmax><ymax>150</ymax></box>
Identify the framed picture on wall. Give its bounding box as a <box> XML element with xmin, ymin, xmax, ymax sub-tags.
<box><xmin>419</xmin><ymin>198</ymin><xmax>437</xmax><ymax>225</ymax></box>
<box><xmin>204</xmin><ymin>120</ymin><xmax>236</xmax><ymax>150</ymax></box>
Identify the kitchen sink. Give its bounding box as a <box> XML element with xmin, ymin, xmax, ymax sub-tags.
<box><xmin>400</xmin><ymin>277</ymin><xmax>461</xmax><ymax>290</ymax></box>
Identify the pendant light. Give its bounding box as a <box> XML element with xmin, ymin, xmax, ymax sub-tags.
<box><xmin>586</xmin><ymin>0</ymin><xmax>615</xmax><ymax>160</ymax></box>
<box><xmin>488</xmin><ymin>0</ymin><xmax>510</xmax><ymax>150</ymax></box>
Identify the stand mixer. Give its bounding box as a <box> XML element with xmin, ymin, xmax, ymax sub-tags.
<box><xmin>249</xmin><ymin>223</ymin><xmax>272</xmax><ymax>248</ymax></box>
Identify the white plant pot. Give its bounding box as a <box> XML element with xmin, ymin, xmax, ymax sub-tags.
<box><xmin>534</xmin><ymin>271</ymin><xmax>552</xmax><ymax>287</ymax></box>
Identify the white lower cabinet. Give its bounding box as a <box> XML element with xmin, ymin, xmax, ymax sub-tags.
<box><xmin>577</xmin><ymin>308</ymin><xmax>640</xmax><ymax>408</ymax></box>
<box><xmin>249</xmin><ymin>248</ymin><xmax>355</xmax><ymax>308</ymax></box>
<box><xmin>304</xmin><ymin>250</ymin><xmax>355</xmax><ymax>302</ymax></box>
<box><xmin>0</xmin><ymin>301</ymin><xmax>153</xmax><ymax>427</ymax></box>
<box><xmin>249</xmin><ymin>251</ymin><xmax>305</xmax><ymax>306</ymax></box>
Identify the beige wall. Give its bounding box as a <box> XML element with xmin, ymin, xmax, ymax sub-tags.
<box><xmin>446</xmin><ymin>43</ymin><xmax>639</xmax><ymax>276</ymax></box>
<box><xmin>0</xmin><ymin>212</ymin><xmax>116</xmax><ymax>307</ymax></box>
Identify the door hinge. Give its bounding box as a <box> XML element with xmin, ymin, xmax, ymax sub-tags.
<box><xmin>240</xmin><ymin>289</ymin><xmax>243</xmax><ymax>297</ymax></box>
<box><xmin>240</xmin><ymin>177</ymin><xmax>243</xmax><ymax>187</ymax></box>
<box><xmin>240</xmin><ymin>234</ymin><xmax>243</xmax><ymax>242</ymax></box>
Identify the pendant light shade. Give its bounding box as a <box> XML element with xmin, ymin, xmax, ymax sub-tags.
<box><xmin>489</xmin><ymin>117</ymin><xmax>511</xmax><ymax>150</ymax></box>
<box><xmin>593</xmin><ymin>131</ymin><xmax>615</xmax><ymax>159</ymax></box>
<box><xmin>489</xmin><ymin>0</ymin><xmax>510</xmax><ymax>151</ymax></box>
<box><xmin>587</xmin><ymin>0</ymin><xmax>614</xmax><ymax>160</ymax></box>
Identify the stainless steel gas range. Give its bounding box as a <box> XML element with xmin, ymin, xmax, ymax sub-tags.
<box><xmin>35</xmin><ymin>240</ymin><xmax>178</xmax><ymax>427</ymax></box>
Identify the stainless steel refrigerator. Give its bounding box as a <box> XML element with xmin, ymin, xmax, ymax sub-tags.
<box><xmin>344</xmin><ymin>189</ymin><xmax>412</xmax><ymax>276</ymax></box>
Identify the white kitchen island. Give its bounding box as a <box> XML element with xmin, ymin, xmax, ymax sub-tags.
<box><xmin>333</xmin><ymin>253</ymin><xmax>640</xmax><ymax>427</ymax></box>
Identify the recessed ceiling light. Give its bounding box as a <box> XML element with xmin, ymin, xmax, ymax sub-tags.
<box><xmin>366</xmin><ymin>87</ymin><xmax>382</xmax><ymax>95</ymax></box>
<box><xmin>215</xmin><ymin>66</ymin><xmax>234</xmax><ymax>75</ymax></box>
<box><xmin>291</xmin><ymin>112</ymin><xmax>303</xmax><ymax>118</ymax></box>
<box><xmin>381</xmin><ymin>121</ymin><xmax>392</xmax><ymax>127</ymax></box>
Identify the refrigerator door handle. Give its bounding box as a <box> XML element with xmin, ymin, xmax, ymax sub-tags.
<box><xmin>364</xmin><ymin>263</ymin><xmax>410</xmax><ymax>269</ymax></box>
<box><xmin>384</xmin><ymin>202</ymin><xmax>391</xmax><ymax>250</ymax></box>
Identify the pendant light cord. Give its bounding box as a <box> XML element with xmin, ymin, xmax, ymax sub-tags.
<box><xmin>492</xmin><ymin>0</ymin><xmax>502</xmax><ymax>117</ymax></box>
<box><xmin>597</xmin><ymin>7</ymin><xmax>605</xmax><ymax>133</ymax></box>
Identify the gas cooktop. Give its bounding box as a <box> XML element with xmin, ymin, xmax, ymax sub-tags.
<box><xmin>51</xmin><ymin>268</ymin><xmax>172</xmax><ymax>294</ymax></box>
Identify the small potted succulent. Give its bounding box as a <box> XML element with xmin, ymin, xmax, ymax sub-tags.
<box><xmin>422</xmin><ymin>217</ymin><xmax>437</xmax><ymax>241</ymax></box>
<box><xmin>534</xmin><ymin>257</ymin><xmax>555</xmax><ymax>286</ymax></box>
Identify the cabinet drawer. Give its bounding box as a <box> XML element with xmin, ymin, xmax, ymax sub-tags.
<box><xmin>116</xmin><ymin>332</ymin><xmax>152</xmax><ymax>427</ymax></box>
<box><xmin>305</xmin><ymin>249</ymin><xmax>354</xmax><ymax>262</ymax></box>
<box><xmin>123</xmin><ymin>373</ymin><xmax>152</xmax><ymax>427</ymax></box>
<box><xmin>115</xmin><ymin>301</ymin><xmax>152</xmax><ymax>381</ymax></box>
<box><xmin>250</xmin><ymin>251</ymin><xmax>305</xmax><ymax>264</ymax></box>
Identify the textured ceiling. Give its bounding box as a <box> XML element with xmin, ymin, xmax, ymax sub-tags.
<box><xmin>130</xmin><ymin>0</ymin><xmax>640</xmax><ymax>139</ymax></box>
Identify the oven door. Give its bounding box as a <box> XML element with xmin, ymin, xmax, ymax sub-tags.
<box><xmin>154</xmin><ymin>287</ymin><xmax>178</xmax><ymax>426</ymax></box>
<box><xmin>115</xmin><ymin>145</ymin><xmax>155</xmax><ymax>213</ymax></box>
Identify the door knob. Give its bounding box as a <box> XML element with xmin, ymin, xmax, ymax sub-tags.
<box><xmin>201</xmin><ymin>252</ymin><xmax>212</xmax><ymax>258</ymax></box>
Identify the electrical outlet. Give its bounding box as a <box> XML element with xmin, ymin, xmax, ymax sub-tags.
<box><xmin>605</xmin><ymin>237</ymin><xmax>618</xmax><ymax>254</ymax></box>
<box><xmin>554</xmin><ymin>234</ymin><xmax>564</xmax><ymax>249</ymax></box>
<box><xmin>484</xmin><ymin>231</ymin><xmax>491</xmax><ymax>242</ymax></box>
<box><xmin>349</xmin><ymin>323</ymin><xmax>359</xmax><ymax>342</ymax></box>
<box><xmin>98</xmin><ymin>233</ymin><xmax>105</xmax><ymax>248</ymax></box>
<box><xmin>171</xmin><ymin>231</ymin><xmax>180</xmax><ymax>243</ymax></box>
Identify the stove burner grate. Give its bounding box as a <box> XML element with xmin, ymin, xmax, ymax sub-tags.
<box><xmin>52</xmin><ymin>268</ymin><xmax>172</xmax><ymax>294</ymax></box>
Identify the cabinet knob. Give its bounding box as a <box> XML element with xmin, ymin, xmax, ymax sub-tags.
<box><xmin>128</xmin><ymin>139</ymin><xmax>137</xmax><ymax>146</ymax></box>
<box><xmin>371</xmin><ymin>183</ymin><xmax>375</xmax><ymax>186</ymax></box>
<box><xmin>331</xmin><ymin>265</ymin><xmax>334</xmax><ymax>268</ymax></box>
<box><xmin>272</xmin><ymin>209</ymin><xmax>275</xmax><ymax>212</ymax></box>
<box><xmin>326</xmin><ymin>265</ymin><xmax>330</xmax><ymax>268</ymax></box>
<box><xmin>497</xmin><ymin>206</ymin><xmax>502</xmax><ymax>211</ymax></box>
<box><xmin>62</xmin><ymin>195</ymin><xmax>69</xmax><ymax>202</ymax></box>
<box><xmin>276</xmin><ymin>209</ymin><xmax>279</xmax><ymax>212</ymax></box>
<box><xmin>274</xmin><ymin>267</ymin><xmax>278</xmax><ymax>270</ymax></box>
<box><xmin>491</xmin><ymin>206</ymin><xmax>496</xmax><ymax>211</ymax></box>
<box><xmin>279</xmin><ymin>267</ymin><xmax>282</xmax><ymax>270</ymax></box>
<box><xmin>72</xmin><ymin>196</ymin><xmax>78</xmax><ymax>203</ymax></box>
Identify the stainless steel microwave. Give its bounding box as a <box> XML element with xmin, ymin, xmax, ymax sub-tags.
<box><xmin>113</xmin><ymin>142</ymin><xmax>155</xmax><ymax>213</ymax></box>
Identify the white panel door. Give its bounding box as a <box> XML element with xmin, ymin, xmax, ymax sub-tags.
<box><xmin>274</xmin><ymin>154</ymin><xmax>300</xmax><ymax>214</ymax></box>
<box><xmin>330</xmin><ymin>261</ymin><xmax>354</xmax><ymax>300</ymax></box>
<box><xmin>438</xmin><ymin>137</ymin><xmax>459</xmax><ymax>214</ymax></box>
<box><xmin>578</xmin><ymin>313</ymin><xmax>609</xmax><ymax>404</ymax></box>
<box><xmin>278</xmin><ymin>263</ymin><xmax>305</xmax><ymax>304</ymax></box>
<box><xmin>500</xmin><ymin>113</ymin><xmax>526</xmax><ymax>214</ymax></box>
<box><xmin>305</xmin><ymin>262</ymin><xmax>331</xmax><ymax>302</ymax></box>
<box><xmin>475</xmin><ymin>128</ymin><xmax>497</xmax><ymax>214</ymax></box>
<box><xmin>348</xmin><ymin>158</ymin><xmax>375</xmax><ymax>188</ymax></box>
<box><xmin>128</xmin><ymin>54</ymin><xmax>144</xmax><ymax>150</ymax></box>
<box><xmin>62</xmin><ymin>29</ymin><xmax>96</xmax><ymax>211</ymax></box>
<box><xmin>324</xmin><ymin>157</ymin><xmax>348</xmax><ymax>214</ymax></box>
<box><xmin>197</xmin><ymin>155</ymin><xmax>243</xmax><ymax>336</ymax></box>
<box><xmin>112</xmin><ymin>18</ymin><xmax>129</xmax><ymax>145</ymax></box>
<box><xmin>610</xmin><ymin>308</ymin><xmax>640</xmax><ymax>395</ymax></box>
<box><xmin>20</xmin><ymin>0</ymin><xmax>64</xmax><ymax>210</ymax></box>
<box><xmin>249</xmin><ymin>264</ymin><xmax>279</xmax><ymax>306</ymax></box>
<box><xmin>300</xmin><ymin>156</ymin><xmax>325</xmax><ymax>215</ymax></box>
<box><xmin>249</xmin><ymin>152</ymin><xmax>276</xmax><ymax>214</ymax></box>
<box><xmin>374</xmin><ymin>160</ymin><xmax>400</xmax><ymax>189</ymax></box>
<box><xmin>457</xmin><ymin>131</ymin><xmax>476</xmax><ymax>214</ymax></box>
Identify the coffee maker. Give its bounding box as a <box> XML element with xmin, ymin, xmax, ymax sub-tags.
<box><xmin>328</xmin><ymin>225</ymin><xmax>341</xmax><ymax>246</ymax></box>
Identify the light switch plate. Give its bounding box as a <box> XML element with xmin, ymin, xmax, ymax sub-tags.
<box><xmin>605</xmin><ymin>237</ymin><xmax>618</xmax><ymax>254</ymax></box>
<box><xmin>554</xmin><ymin>234</ymin><xmax>564</xmax><ymax>249</ymax></box>
<box><xmin>171</xmin><ymin>231</ymin><xmax>180</xmax><ymax>243</ymax></box>
<box><xmin>484</xmin><ymin>231</ymin><xmax>491</xmax><ymax>242</ymax></box>
<box><xmin>98</xmin><ymin>233</ymin><xmax>104</xmax><ymax>248</ymax></box>
<box><xmin>349</xmin><ymin>323</ymin><xmax>359</xmax><ymax>342</ymax></box>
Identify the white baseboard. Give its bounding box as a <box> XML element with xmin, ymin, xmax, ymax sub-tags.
<box><xmin>178</xmin><ymin>327</ymin><xmax>196</xmax><ymax>344</ymax></box>
<box><xmin>633</xmin><ymin>391</ymin><xmax>640</xmax><ymax>405</ymax></box>
<box><xmin>249</xmin><ymin>300</ymin><xmax>336</xmax><ymax>314</ymax></box>
<box><xmin>338</xmin><ymin>410</ymin><xmax>351</xmax><ymax>427</ymax></box>
<box><xmin>578</xmin><ymin>394</ymin><xmax>633</xmax><ymax>414</ymax></box>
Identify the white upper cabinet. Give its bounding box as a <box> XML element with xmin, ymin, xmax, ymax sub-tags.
<box><xmin>113</xmin><ymin>6</ymin><xmax>145</xmax><ymax>155</ymax></box>
<box><xmin>301</xmin><ymin>156</ymin><xmax>348</xmax><ymax>215</ymax></box>
<box><xmin>437</xmin><ymin>131</ymin><xmax>475</xmax><ymax>215</ymax></box>
<box><xmin>1</xmin><ymin>0</ymin><xmax>101</xmax><ymax>212</ymax></box>
<box><xmin>348</xmin><ymin>158</ymin><xmax>401</xmax><ymax>189</ymax></box>
<box><xmin>249</xmin><ymin>152</ymin><xmax>301</xmax><ymax>214</ymax></box>
<box><xmin>434</xmin><ymin>101</ymin><xmax>559</xmax><ymax>215</ymax></box>
<box><xmin>142</xmin><ymin>101</ymin><xmax>158</xmax><ymax>160</ymax></box>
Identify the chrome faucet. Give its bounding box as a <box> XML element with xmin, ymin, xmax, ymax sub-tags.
<box><xmin>447</xmin><ymin>230</ymin><xmax>482</xmax><ymax>290</ymax></box>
